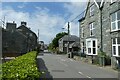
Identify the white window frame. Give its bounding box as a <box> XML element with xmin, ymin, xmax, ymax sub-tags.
<box><xmin>81</xmin><ymin>42</ymin><xmax>85</xmax><ymax>53</ymax></box>
<box><xmin>90</xmin><ymin>4</ymin><xmax>94</xmax><ymax>16</ymax></box>
<box><xmin>81</xmin><ymin>27</ymin><xmax>84</xmax><ymax>38</ymax></box>
<box><xmin>86</xmin><ymin>38</ymin><xmax>97</xmax><ymax>56</ymax></box>
<box><xmin>112</xmin><ymin>38</ymin><xmax>120</xmax><ymax>57</ymax></box>
<box><xmin>111</xmin><ymin>10</ymin><xmax>120</xmax><ymax>32</ymax></box>
<box><xmin>89</xmin><ymin>22</ymin><xmax>95</xmax><ymax>36</ymax></box>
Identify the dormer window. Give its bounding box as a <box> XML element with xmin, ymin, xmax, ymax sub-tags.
<box><xmin>90</xmin><ymin>4</ymin><xmax>94</xmax><ymax>16</ymax></box>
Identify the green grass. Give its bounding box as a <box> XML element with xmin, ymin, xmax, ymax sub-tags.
<box><xmin>2</xmin><ymin>51</ymin><xmax>41</xmax><ymax>80</ymax></box>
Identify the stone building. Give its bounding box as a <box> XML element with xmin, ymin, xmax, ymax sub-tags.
<box><xmin>78</xmin><ymin>0</ymin><xmax>120</xmax><ymax>68</ymax></box>
<box><xmin>17</xmin><ymin>22</ymin><xmax>37</xmax><ymax>52</ymax></box>
<box><xmin>59</xmin><ymin>35</ymin><xmax>79</xmax><ymax>53</ymax></box>
<box><xmin>38</xmin><ymin>41</ymin><xmax>44</xmax><ymax>51</ymax></box>
<box><xmin>2</xmin><ymin>21</ymin><xmax>37</xmax><ymax>57</ymax></box>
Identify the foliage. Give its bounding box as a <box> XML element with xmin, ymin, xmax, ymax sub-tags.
<box><xmin>98</xmin><ymin>51</ymin><xmax>106</xmax><ymax>57</ymax></box>
<box><xmin>48</xmin><ymin>43</ymin><xmax>53</xmax><ymax>51</ymax></box>
<box><xmin>48</xmin><ymin>32</ymin><xmax>68</xmax><ymax>51</ymax></box>
<box><xmin>2</xmin><ymin>51</ymin><xmax>41</xmax><ymax>80</ymax></box>
<box><xmin>52</xmin><ymin>32</ymin><xmax>68</xmax><ymax>48</ymax></box>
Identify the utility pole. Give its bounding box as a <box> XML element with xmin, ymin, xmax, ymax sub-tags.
<box><xmin>38</xmin><ymin>29</ymin><xmax>39</xmax><ymax>42</ymax></box>
<box><xmin>67</xmin><ymin>22</ymin><xmax>70</xmax><ymax>57</ymax></box>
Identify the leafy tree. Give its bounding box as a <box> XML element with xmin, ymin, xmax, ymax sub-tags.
<box><xmin>52</xmin><ymin>32</ymin><xmax>68</xmax><ymax>49</ymax></box>
<box><xmin>48</xmin><ymin>32</ymin><xmax>68</xmax><ymax>51</ymax></box>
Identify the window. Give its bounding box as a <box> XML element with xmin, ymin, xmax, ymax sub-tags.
<box><xmin>112</xmin><ymin>38</ymin><xmax>120</xmax><ymax>57</ymax></box>
<box><xmin>90</xmin><ymin>4</ymin><xmax>94</xmax><ymax>16</ymax></box>
<box><xmin>81</xmin><ymin>42</ymin><xmax>85</xmax><ymax>53</ymax></box>
<box><xmin>111</xmin><ymin>10</ymin><xmax>120</xmax><ymax>31</ymax></box>
<box><xmin>86</xmin><ymin>38</ymin><xmax>97</xmax><ymax>55</ymax></box>
<box><xmin>81</xmin><ymin>28</ymin><xmax>84</xmax><ymax>38</ymax></box>
<box><xmin>89</xmin><ymin>22</ymin><xmax>95</xmax><ymax>36</ymax></box>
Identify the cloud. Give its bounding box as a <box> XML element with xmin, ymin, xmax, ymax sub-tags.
<box><xmin>63</xmin><ymin>2</ymin><xmax>87</xmax><ymax>36</ymax></box>
<box><xmin>1</xmin><ymin>6</ymin><xmax>66</xmax><ymax>44</ymax></box>
<box><xmin>64</xmin><ymin>2</ymin><xmax>87</xmax><ymax>21</ymax></box>
<box><xmin>1</xmin><ymin>2</ymin><xmax>87</xmax><ymax>44</ymax></box>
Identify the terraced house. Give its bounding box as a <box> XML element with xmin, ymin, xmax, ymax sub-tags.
<box><xmin>2</xmin><ymin>21</ymin><xmax>37</xmax><ymax>57</ymax></box>
<box><xmin>79</xmin><ymin>0</ymin><xmax>120</xmax><ymax>68</ymax></box>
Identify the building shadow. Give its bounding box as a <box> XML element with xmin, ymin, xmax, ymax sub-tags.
<box><xmin>37</xmin><ymin>56</ymin><xmax>53</xmax><ymax>80</ymax></box>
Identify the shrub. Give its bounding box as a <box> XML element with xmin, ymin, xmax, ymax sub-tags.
<box><xmin>2</xmin><ymin>51</ymin><xmax>41</xmax><ymax>80</ymax></box>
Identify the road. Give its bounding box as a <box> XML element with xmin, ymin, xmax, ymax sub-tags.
<box><xmin>37</xmin><ymin>52</ymin><xmax>119</xmax><ymax>80</ymax></box>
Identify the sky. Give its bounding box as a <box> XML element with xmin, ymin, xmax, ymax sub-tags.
<box><xmin>0</xmin><ymin>1</ymin><xmax>87</xmax><ymax>44</ymax></box>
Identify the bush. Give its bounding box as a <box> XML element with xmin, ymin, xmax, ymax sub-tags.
<box><xmin>80</xmin><ymin>53</ymin><xmax>86</xmax><ymax>58</ymax></box>
<box><xmin>93</xmin><ymin>56</ymin><xmax>99</xmax><ymax>65</ymax></box>
<box><xmin>2</xmin><ymin>51</ymin><xmax>41</xmax><ymax>80</ymax></box>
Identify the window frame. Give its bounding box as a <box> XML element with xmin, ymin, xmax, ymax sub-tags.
<box><xmin>89</xmin><ymin>22</ymin><xmax>95</xmax><ymax>36</ymax></box>
<box><xmin>111</xmin><ymin>10</ymin><xmax>120</xmax><ymax>32</ymax></box>
<box><xmin>90</xmin><ymin>4</ymin><xmax>94</xmax><ymax>16</ymax></box>
<box><xmin>81</xmin><ymin>27</ymin><xmax>84</xmax><ymax>38</ymax></box>
<box><xmin>86</xmin><ymin>38</ymin><xmax>97</xmax><ymax>56</ymax></box>
<box><xmin>112</xmin><ymin>38</ymin><xmax>120</xmax><ymax>57</ymax></box>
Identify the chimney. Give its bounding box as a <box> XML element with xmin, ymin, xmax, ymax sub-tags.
<box><xmin>6</xmin><ymin>22</ymin><xmax>17</xmax><ymax>31</ymax></box>
<box><xmin>21</xmin><ymin>21</ymin><xmax>27</xmax><ymax>26</ymax></box>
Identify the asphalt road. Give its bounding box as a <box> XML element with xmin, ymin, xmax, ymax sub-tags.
<box><xmin>37</xmin><ymin>52</ymin><xmax>119</xmax><ymax>80</ymax></box>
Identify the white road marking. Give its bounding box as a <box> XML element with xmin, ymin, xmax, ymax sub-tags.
<box><xmin>78</xmin><ymin>71</ymin><xmax>92</xmax><ymax>79</ymax></box>
<box><xmin>78</xmin><ymin>72</ymin><xmax>84</xmax><ymax>75</ymax></box>
<box><xmin>70</xmin><ymin>59</ymin><xmax>73</xmax><ymax>61</ymax></box>
<box><xmin>86</xmin><ymin>76</ymin><xmax>91</xmax><ymax>78</ymax></box>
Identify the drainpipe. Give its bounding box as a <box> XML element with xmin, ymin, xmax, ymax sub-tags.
<box><xmin>100</xmin><ymin>6</ymin><xmax>105</xmax><ymax>67</ymax></box>
<box><xmin>100</xmin><ymin>7</ymin><xmax>103</xmax><ymax>53</ymax></box>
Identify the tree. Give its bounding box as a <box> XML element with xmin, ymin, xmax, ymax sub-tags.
<box><xmin>52</xmin><ymin>32</ymin><xmax>68</xmax><ymax>49</ymax></box>
<box><xmin>48</xmin><ymin>32</ymin><xmax>68</xmax><ymax>51</ymax></box>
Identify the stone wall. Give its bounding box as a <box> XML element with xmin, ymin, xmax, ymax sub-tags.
<box><xmin>79</xmin><ymin>1</ymin><xmax>120</xmax><ymax>67</ymax></box>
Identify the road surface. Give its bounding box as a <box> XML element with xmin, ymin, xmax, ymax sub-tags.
<box><xmin>37</xmin><ymin>52</ymin><xmax>119</xmax><ymax>80</ymax></box>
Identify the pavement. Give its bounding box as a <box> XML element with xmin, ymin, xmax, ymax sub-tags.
<box><xmin>37</xmin><ymin>52</ymin><xmax>119</xmax><ymax>80</ymax></box>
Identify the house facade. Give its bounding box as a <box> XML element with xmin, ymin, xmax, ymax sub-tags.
<box><xmin>2</xmin><ymin>21</ymin><xmax>37</xmax><ymax>57</ymax></box>
<box><xmin>79</xmin><ymin>0</ymin><xmax>120</xmax><ymax>68</ymax></box>
<box><xmin>59</xmin><ymin>35</ymin><xmax>79</xmax><ymax>53</ymax></box>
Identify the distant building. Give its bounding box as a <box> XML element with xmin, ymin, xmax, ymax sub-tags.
<box><xmin>44</xmin><ymin>44</ymin><xmax>48</xmax><ymax>50</ymax></box>
<box><xmin>38</xmin><ymin>41</ymin><xmax>44</xmax><ymax>51</ymax></box>
<box><xmin>59</xmin><ymin>35</ymin><xmax>79</xmax><ymax>53</ymax></box>
<box><xmin>17</xmin><ymin>22</ymin><xmax>37</xmax><ymax>52</ymax></box>
<box><xmin>2</xmin><ymin>21</ymin><xmax>37</xmax><ymax>57</ymax></box>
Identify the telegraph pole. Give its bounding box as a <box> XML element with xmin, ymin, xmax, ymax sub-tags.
<box><xmin>38</xmin><ymin>29</ymin><xmax>39</xmax><ymax>42</ymax></box>
<box><xmin>67</xmin><ymin>22</ymin><xmax>70</xmax><ymax>57</ymax></box>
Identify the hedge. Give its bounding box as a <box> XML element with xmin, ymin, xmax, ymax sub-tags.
<box><xmin>2</xmin><ymin>51</ymin><xmax>41</xmax><ymax>80</ymax></box>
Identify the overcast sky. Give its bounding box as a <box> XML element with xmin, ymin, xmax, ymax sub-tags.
<box><xmin>1</xmin><ymin>1</ymin><xmax>87</xmax><ymax>44</ymax></box>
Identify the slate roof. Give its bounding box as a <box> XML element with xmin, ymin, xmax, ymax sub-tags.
<box><xmin>61</xmin><ymin>35</ymin><xmax>79</xmax><ymax>42</ymax></box>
